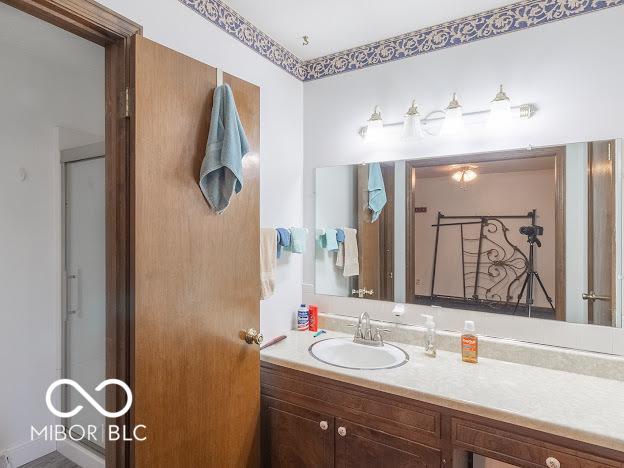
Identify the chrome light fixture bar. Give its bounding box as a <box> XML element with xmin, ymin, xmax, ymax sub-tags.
<box><xmin>359</xmin><ymin>87</ymin><xmax>535</xmax><ymax>139</ymax></box>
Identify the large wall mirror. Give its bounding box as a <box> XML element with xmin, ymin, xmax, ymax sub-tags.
<box><xmin>315</xmin><ymin>140</ymin><xmax>622</xmax><ymax>328</ymax></box>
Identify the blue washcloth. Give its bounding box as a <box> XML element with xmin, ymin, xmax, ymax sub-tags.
<box><xmin>290</xmin><ymin>228</ymin><xmax>307</xmax><ymax>253</ymax></box>
<box><xmin>336</xmin><ymin>228</ymin><xmax>345</xmax><ymax>243</ymax></box>
<box><xmin>320</xmin><ymin>228</ymin><xmax>339</xmax><ymax>251</ymax></box>
<box><xmin>199</xmin><ymin>84</ymin><xmax>250</xmax><ymax>213</ymax></box>
<box><xmin>276</xmin><ymin>228</ymin><xmax>291</xmax><ymax>258</ymax></box>
<box><xmin>368</xmin><ymin>163</ymin><xmax>387</xmax><ymax>222</ymax></box>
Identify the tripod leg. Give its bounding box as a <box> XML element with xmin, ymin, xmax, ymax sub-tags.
<box><xmin>513</xmin><ymin>273</ymin><xmax>529</xmax><ymax>314</ymax></box>
<box><xmin>534</xmin><ymin>272</ymin><xmax>556</xmax><ymax>314</ymax></box>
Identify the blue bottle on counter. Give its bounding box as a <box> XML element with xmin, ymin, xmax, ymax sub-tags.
<box><xmin>297</xmin><ymin>304</ymin><xmax>309</xmax><ymax>331</ymax></box>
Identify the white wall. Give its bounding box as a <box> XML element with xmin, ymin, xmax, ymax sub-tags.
<box><xmin>0</xmin><ymin>2</ymin><xmax>104</xmax><ymax>461</ymax></box>
<box><xmin>303</xmin><ymin>7</ymin><xmax>624</xmax><ymax>349</ymax></box>
<box><xmin>96</xmin><ymin>0</ymin><xmax>305</xmax><ymax>340</ymax></box>
<box><xmin>303</xmin><ymin>6</ymin><xmax>624</xmax><ymax>290</ymax></box>
<box><xmin>315</xmin><ymin>165</ymin><xmax>357</xmax><ymax>296</ymax></box>
<box><xmin>565</xmin><ymin>143</ymin><xmax>589</xmax><ymax>324</ymax></box>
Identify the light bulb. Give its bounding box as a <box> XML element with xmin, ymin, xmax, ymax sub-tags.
<box><xmin>366</xmin><ymin>105</ymin><xmax>383</xmax><ymax>141</ymax></box>
<box><xmin>463</xmin><ymin>169</ymin><xmax>478</xmax><ymax>182</ymax></box>
<box><xmin>488</xmin><ymin>85</ymin><xmax>512</xmax><ymax>130</ymax></box>
<box><xmin>441</xmin><ymin>93</ymin><xmax>465</xmax><ymax>136</ymax></box>
<box><xmin>452</xmin><ymin>167</ymin><xmax>478</xmax><ymax>184</ymax></box>
<box><xmin>402</xmin><ymin>100</ymin><xmax>423</xmax><ymax>140</ymax></box>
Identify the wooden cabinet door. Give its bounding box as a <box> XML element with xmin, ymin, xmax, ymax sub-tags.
<box><xmin>263</xmin><ymin>397</ymin><xmax>334</xmax><ymax>468</ymax></box>
<box><xmin>335</xmin><ymin>419</ymin><xmax>441</xmax><ymax>468</ymax></box>
<box><xmin>132</xmin><ymin>35</ymin><xmax>261</xmax><ymax>467</ymax></box>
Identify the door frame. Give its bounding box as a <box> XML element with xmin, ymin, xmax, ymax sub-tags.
<box><xmin>0</xmin><ymin>1</ymin><xmax>141</xmax><ymax>466</ymax></box>
<box><xmin>405</xmin><ymin>146</ymin><xmax>566</xmax><ymax>321</ymax></box>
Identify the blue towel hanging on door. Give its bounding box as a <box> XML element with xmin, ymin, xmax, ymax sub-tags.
<box><xmin>199</xmin><ymin>84</ymin><xmax>250</xmax><ymax>214</ymax></box>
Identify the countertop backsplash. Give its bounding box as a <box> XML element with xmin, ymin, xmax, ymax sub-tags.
<box><xmin>319</xmin><ymin>313</ymin><xmax>624</xmax><ymax>381</ymax></box>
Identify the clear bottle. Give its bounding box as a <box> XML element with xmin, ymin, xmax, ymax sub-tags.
<box><xmin>421</xmin><ymin>314</ymin><xmax>436</xmax><ymax>357</ymax></box>
<box><xmin>461</xmin><ymin>320</ymin><xmax>478</xmax><ymax>363</ymax></box>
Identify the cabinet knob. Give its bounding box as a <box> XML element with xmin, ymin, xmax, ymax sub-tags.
<box><xmin>337</xmin><ymin>426</ymin><xmax>347</xmax><ymax>437</ymax></box>
<box><xmin>319</xmin><ymin>421</ymin><xmax>328</xmax><ymax>431</ymax></box>
<box><xmin>545</xmin><ymin>457</ymin><xmax>560</xmax><ymax>468</ymax></box>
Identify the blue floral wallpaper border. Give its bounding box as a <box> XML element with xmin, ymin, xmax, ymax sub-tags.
<box><xmin>180</xmin><ymin>0</ymin><xmax>623</xmax><ymax>82</ymax></box>
<box><xmin>303</xmin><ymin>0</ymin><xmax>624</xmax><ymax>81</ymax></box>
<box><xmin>179</xmin><ymin>0</ymin><xmax>306</xmax><ymax>80</ymax></box>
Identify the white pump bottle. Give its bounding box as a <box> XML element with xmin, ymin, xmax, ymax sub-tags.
<box><xmin>421</xmin><ymin>314</ymin><xmax>437</xmax><ymax>357</ymax></box>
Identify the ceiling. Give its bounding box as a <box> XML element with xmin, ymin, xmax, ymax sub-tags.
<box><xmin>414</xmin><ymin>156</ymin><xmax>556</xmax><ymax>179</ymax></box>
<box><xmin>223</xmin><ymin>0</ymin><xmax>519</xmax><ymax>60</ymax></box>
<box><xmin>0</xmin><ymin>2</ymin><xmax>103</xmax><ymax>72</ymax></box>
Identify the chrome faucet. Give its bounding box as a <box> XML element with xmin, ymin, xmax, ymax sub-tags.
<box><xmin>350</xmin><ymin>312</ymin><xmax>390</xmax><ymax>347</ymax></box>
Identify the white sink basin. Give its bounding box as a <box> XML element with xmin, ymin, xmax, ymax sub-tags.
<box><xmin>309</xmin><ymin>337</ymin><xmax>409</xmax><ymax>370</ymax></box>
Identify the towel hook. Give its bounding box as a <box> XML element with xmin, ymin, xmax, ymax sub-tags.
<box><xmin>216</xmin><ymin>68</ymin><xmax>224</xmax><ymax>86</ymax></box>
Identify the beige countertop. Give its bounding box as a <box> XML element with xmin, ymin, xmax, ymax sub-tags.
<box><xmin>261</xmin><ymin>329</ymin><xmax>624</xmax><ymax>452</ymax></box>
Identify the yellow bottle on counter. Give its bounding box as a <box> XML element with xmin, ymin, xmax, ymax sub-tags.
<box><xmin>461</xmin><ymin>320</ymin><xmax>478</xmax><ymax>363</ymax></box>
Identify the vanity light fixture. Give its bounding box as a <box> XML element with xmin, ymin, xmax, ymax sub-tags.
<box><xmin>488</xmin><ymin>84</ymin><xmax>513</xmax><ymax>129</ymax></box>
<box><xmin>358</xmin><ymin>89</ymin><xmax>535</xmax><ymax>140</ymax></box>
<box><xmin>365</xmin><ymin>105</ymin><xmax>384</xmax><ymax>141</ymax></box>
<box><xmin>440</xmin><ymin>93</ymin><xmax>465</xmax><ymax>136</ymax></box>
<box><xmin>401</xmin><ymin>100</ymin><xmax>424</xmax><ymax>140</ymax></box>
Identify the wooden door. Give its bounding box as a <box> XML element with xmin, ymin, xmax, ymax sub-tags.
<box><xmin>587</xmin><ymin>140</ymin><xmax>616</xmax><ymax>326</ymax></box>
<box><xmin>132</xmin><ymin>36</ymin><xmax>260</xmax><ymax>467</ymax></box>
<box><xmin>335</xmin><ymin>419</ymin><xmax>441</xmax><ymax>468</ymax></box>
<box><xmin>262</xmin><ymin>397</ymin><xmax>334</xmax><ymax>468</ymax></box>
<box><xmin>357</xmin><ymin>163</ymin><xmax>394</xmax><ymax>301</ymax></box>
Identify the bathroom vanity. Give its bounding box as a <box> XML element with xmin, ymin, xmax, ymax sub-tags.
<box><xmin>260</xmin><ymin>330</ymin><xmax>624</xmax><ymax>468</ymax></box>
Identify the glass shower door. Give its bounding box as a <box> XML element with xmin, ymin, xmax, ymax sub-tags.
<box><xmin>63</xmin><ymin>156</ymin><xmax>106</xmax><ymax>451</ymax></box>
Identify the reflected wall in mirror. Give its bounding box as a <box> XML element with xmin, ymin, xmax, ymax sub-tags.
<box><xmin>315</xmin><ymin>140</ymin><xmax>622</xmax><ymax>327</ymax></box>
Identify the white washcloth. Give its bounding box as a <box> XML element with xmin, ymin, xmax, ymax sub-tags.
<box><xmin>260</xmin><ymin>228</ymin><xmax>277</xmax><ymax>299</ymax></box>
<box><xmin>341</xmin><ymin>228</ymin><xmax>359</xmax><ymax>277</ymax></box>
<box><xmin>336</xmin><ymin>243</ymin><xmax>344</xmax><ymax>268</ymax></box>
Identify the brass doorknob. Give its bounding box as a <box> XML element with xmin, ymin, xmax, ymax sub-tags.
<box><xmin>243</xmin><ymin>328</ymin><xmax>263</xmax><ymax>345</ymax></box>
<box><xmin>582</xmin><ymin>291</ymin><xmax>610</xmax><ymax>301</ymax></box>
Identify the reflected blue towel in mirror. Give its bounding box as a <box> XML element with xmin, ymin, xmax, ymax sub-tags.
<box><xmin>320</xmin><ymin>228</ymin><xmax>338</xmax><ymax>251</ymax></box>
<box><xmin>199</xmin><ymin>84</ymin><xmax>250</xmax><ymax>214</ymax></box>
<box><xmin>276</xmin><ymin>228</ymin><xmax>291</xmax><ymax>258</ymax></box>
<box><xmin>336</xmin><ymin>228</ymin><xmax>345</xmax><ymax>243</ymax></box>
<box><xmin>368</xmin><ymin>162</ymin><xmax>387</xmax><ymax>222</ymax></box>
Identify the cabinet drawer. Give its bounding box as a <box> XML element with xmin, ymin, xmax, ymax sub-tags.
<box><xmin>452</xmin><ymin>418</ymin><xmax>621</xmax><ymax>468</ymax></box>
<box><xmin>335</xmin><ymin>418</ymin><xmax>442</xmax><ymax>468</ymax></box>
<box><xmin>262</xmin><ymin>368</ymin><xmax>441</xmax><ymax>441</ymax></box>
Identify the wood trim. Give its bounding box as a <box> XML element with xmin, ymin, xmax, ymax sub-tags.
<box><xmin>1</xmin><ymin>0</ymin><xmax>141</xmax><ymax>45</ymax></box>
<box><xmin>379</xmin><ymin>163</ymin><xmax>395</xmax><ymax>301</ymax></box>
<box><xmin>0</xmin><ymin>2</ymin><xmax>141</xmax><ymax>467</ymax></box>
<box><xmin>554</xmin><ymin>147</ymin><xmax>566</xmax><ymax>321</ymax></box>
<box><xmin>405</xmin><ymin>162</ymin><xmax>416</xmax><ymax>304</ymax></box>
